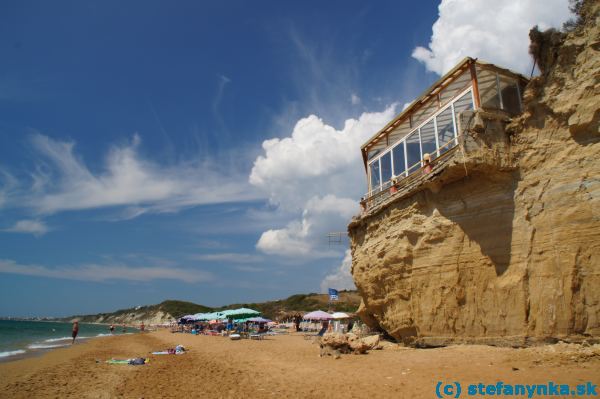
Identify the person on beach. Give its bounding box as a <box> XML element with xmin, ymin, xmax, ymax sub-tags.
<box><xmin>71</xmin><ymin>321</ymin><xmax>79</xmax><ymax>344</ymax></box>
<box><xmin>109</xmin><ymin>324</ymin><xmax>115</xmax><ymax>334</ymax></box>
<box><xmin>122</xmin><ymin>323</ymin><xmax>127</xmax><ymax>333</ymax></box>
<box><xmin>140</xmin><ymin>322</ymin><xmax>145</xmax><ymax>332</ymax></box>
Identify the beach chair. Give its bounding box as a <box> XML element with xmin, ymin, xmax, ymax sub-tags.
<box><xmin>303</xmin><ymin>326</ymin><xmax>327</xmax><ymax>340</ymax></box>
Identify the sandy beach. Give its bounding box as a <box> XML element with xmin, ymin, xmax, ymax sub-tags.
<box><xmin>0</xmin><ymin>330</ymin><xmax>598</xmax><ymax>398</ymax></box>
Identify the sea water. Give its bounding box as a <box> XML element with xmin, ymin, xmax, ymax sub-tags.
<box><xmin>0</xmin><ymin>320</ymin><xmax>137</xmax><ymax>361</ymax></box>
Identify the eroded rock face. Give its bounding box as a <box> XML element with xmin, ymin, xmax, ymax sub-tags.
<box><xmin>349</xmin><ymin>2</ymin><xmax>600</xmax><ymax>347</ymax></box>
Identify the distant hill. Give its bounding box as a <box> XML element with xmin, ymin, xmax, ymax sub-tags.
<box><xmin>65</xmin><ymin>300</ymin><xmax>212</xmax><ymax>325</ymax></box>
<box><xmin>217</xmin><ymin>290</ymin><xmax>362</xmax><ymax>319</ymax></box>
<box><xmin>63</xmin><ymin>291</ymin><xmax>362</xmax><ymax>324</ymax></box>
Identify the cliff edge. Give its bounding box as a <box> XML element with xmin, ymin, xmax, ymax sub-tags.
<box><xmin>348</xmin><ymin>1</ymin><xmax>599</xmax><ymax>346</ymax></box>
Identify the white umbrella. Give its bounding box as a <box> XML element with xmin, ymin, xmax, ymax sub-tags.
<box><xmin>331</xmin><ymin>312</ymin><xmax>350</xmax><ymax>319</ymax></box>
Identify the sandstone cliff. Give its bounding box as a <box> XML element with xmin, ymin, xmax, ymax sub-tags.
<box><xmin>348</xmin><ymin>2</ymin><xmax>599</xmax><ymax>347</ymax></box>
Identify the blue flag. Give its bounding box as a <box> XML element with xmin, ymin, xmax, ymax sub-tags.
<box><xmin>328</xmin><ymin>288</ymin><xmax>339</xmax><ymax>301</ymax></box>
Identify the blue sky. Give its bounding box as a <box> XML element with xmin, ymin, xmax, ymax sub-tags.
<box><xmin>0</xmin><ymin>0</ymin><xmax>570</xmax><ymax>317</ymax></box>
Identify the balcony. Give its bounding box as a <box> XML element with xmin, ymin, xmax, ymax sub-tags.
<box><xmin>360</xmin><ymin>57</ymin><xmax>528</xmax><ymax>213</ymax></box>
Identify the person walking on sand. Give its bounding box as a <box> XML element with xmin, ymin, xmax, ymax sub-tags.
<box><xmin>71</xmin><ymin>321</ymin><xmax>79</xmax><ymax>344</ymax></box>
<box><xmin>140</xmin><ymin>322</ymin><xmax>145</xmax><ymax>332</ymax></box>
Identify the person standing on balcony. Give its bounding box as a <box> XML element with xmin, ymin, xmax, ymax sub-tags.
<box><xmin>423</xmin><ymin>153</ymin><xmax>433</xmax><ymax>174</ymax></box>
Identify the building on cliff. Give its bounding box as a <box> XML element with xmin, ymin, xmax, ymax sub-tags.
<box><xmin>348</xmin><ymin>15</ymin><xmax>600</xmax><ymax>347</ymax></box>
<box><xmin>361</xmin><ymin>57</ymin><xmax>528</xmax><ymax>212</ymax></box>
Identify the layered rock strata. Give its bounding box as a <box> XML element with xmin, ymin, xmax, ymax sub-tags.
<box><xmin>348</xmin><ymin>3</ymin><xmax>600</xmax><ymax>346</ymax></box>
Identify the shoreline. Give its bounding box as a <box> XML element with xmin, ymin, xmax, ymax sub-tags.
<box><xmin>0</xmin><ymin>329</ymin><xmax>598</xmax><ymax>398</ymax></box>
<box><xmin>0</xmin><ymin>320</ymin><xmax>140</xmax><ymax>364</ymax></box>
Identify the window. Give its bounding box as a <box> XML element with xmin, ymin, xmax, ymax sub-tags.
<box><xmin>392</xmin><ymin>142</ymin><xmax>406</xmax><ymax>177</ymax></box>
<box><xmin>420</xmin><ymin>120</ymin><xmax>437</xmax><ymax>160</ymax></box>
<box><xmin>436</xmin><ymin>106</ymin><xmax>455</xmax><ymax>154</ymax></box>
<box><xmin>406</xmin><ymin>131</ymin><xmax>421</xmax><ymax>174</ymax></box>
<box><xmin>477</xmin><ymin>68</ymin><xmax>500</xmax><ymax>109</ymax></box>
<box><xmin>381</xmin><ymin>152</ymin><xmax>392</xmax><ymax>184</ymax></box>
<box><xmin>369</xmin><ymin>160</ymin><xmax>380</xmax><ymax>192</ymax></box>
<box><xmin>499</xmin><ymin>76</ymin><xmax>521</xmax><ymax>114</ymax></box>
<box><xmin>454</xmin><ymin>90</ymin><xmax>473</xmax><ymax>114</ymax></box>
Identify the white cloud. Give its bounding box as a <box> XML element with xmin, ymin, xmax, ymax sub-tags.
<box><xmin>256</xmin><ymin>195</ymin><xmax>356</xmax><ymax>257</ymax></box>
<box><xmin>250</xmin><ymin>107</ymin><xmax>395</xmax><ymax>258</ymax></box>
<box><xmin>0</xmin><ymin>169</ymin><xmax>18</xmax><ymax>209</ymax></box>
<box><xmin>0</xmin><ymin>259</ymin><xmax>213</xmax><ymax>283</ymax></box>
<box><xmin>4</xmin><ymin>219</ymin><xmax>49</xmax><ymax>236</ymax></box>
<box><xmin>250</xmin><ymin>106</ymin><xmax>396</xmax><ymax>258</ymax></box>
<box><xmin>191</xmin><ymin>253</ymin><xmax>263</xmax><ymax>264</ymax></box>
<box><xmin>18</xmin><ymin>133</ymin><xmax>261</xmax><ymax>216</ymax></box>
<box><xmin>234</xmin><ymin>265</ymin><xmax>265</xmax><ymax>273</ymax></box>
<box><xmin>250</xmin><ymin>107</ymin><xmax>396</xmax><ymax>210</ymax></box>
<box><xmin>350</xmin><ymin>93</ymin><xmax>361</xmax><ymax>105</ymax></box>
<box><xmin>412</xmin><ymin>0</ymin><xmax>572</xmax><ymax>75</ymax></box>
<box><xmin>320</xmin><ymin>249</ymin><xmax>355</xmax><ymax>293</ymax></box>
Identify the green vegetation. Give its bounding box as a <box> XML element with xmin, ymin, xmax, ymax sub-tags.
<box><xmin>63</xmin><ymin>291</ymin><xmax>362</xmax><ymax>322</ymax></box>
<box><xmin>65</xmin><ymin>300</ymin><xmax>212</xmax><ymax>322</ymax></box>
<box><xmin>215</xmin><ymin>290</ymin><xmax>362</xmax><ymax>320</ymax></box>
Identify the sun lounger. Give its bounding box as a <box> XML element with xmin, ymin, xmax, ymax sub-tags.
<box><xmin>106</xmin><ymin>357</ymin><xmax>148</xmax><ymax>365</ymax></box>
<box><xmin>303</xmin><ymin>326</ymin><xmax>327</xmax><ymax>340</ymax></box>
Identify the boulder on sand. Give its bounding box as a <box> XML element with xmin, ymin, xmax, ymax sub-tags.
<box><xmin>319</xmin><ymin>333</ymin><xmax>380</xmax><ymax>356</ymax></box>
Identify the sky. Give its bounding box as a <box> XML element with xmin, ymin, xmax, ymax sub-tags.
<box><xmin>0</xmin><ymin>0</ymin><xmax>572</xmax><ymax>317</ymax></box>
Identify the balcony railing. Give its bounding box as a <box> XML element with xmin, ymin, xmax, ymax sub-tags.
<box><xmin>360</xmin><ymin>142</ymin><xmax>459</xmax><ymax>213</ymax></box>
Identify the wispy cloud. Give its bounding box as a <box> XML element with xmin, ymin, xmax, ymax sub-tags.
<box><xmin>0</xmin><ymin>259</ymin><xmax>213</xmax><ymax>283</ymax></box>
<box><xmin>0</xmin><ymin>169</ymin><xmax>18</xmax><ymax>209</ymax></box>
<box><xmin>234</xmin><ymin>265</ymin><xmax>265</xmax><ymax>273</ymax></box>
<box><xmin>191</xmin><ymin>253</ymin><xmax>263</xmax><ymax>264</ymax></box>
<box><xmin>9</xmin><ymin>133</ymin><xmax>263</xmax><ymax>217</ymax></box>
<box><xmin>3</xmin><ymin>219</ymin><xmax>49</xmax><ymax>236</ymax></box>
<box><xmin>212</xmin><ymin>74</ymin><xmax>232</xmax><ymax>136</ymax></box>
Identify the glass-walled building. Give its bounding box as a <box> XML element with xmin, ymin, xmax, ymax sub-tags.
<box><xmin>362</xmin><ymin>57</ymin><xmax>527</xmax><ymax>200</ymax></box>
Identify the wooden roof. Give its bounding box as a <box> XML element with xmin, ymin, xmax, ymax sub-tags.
<box><xmin>360</xmin><ymin>57</ymin><xmax>528</xmax><ymax>170</ymax></box>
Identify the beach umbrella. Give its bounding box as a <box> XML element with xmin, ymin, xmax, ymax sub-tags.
<box><xmin>331</xmin><ymin>312</ymin><xmax>350</xmax><ymax>319</ymax></box>
<box><xmin>206</xmin><ymin>311</ymin><xmax>228</xmax><ymax>320</ymax></box>
<box><xmin>191</xmin><ymin>313</ymin><xmax>208</xmax><ymax>321</ymax></box>
<box><xmin>221</xmin><ymin>308</ymin><xmax>261</xmax><ymax>320</ymax></box>
<box><xmin>247</xmin><ymin>316</ymin><xmax>271</xmax><ymax>323</ymax></box>
<box><xmin>302</xmin><ymin>310</ymin><xmax>333</xmax><ymax>321</ymax></box>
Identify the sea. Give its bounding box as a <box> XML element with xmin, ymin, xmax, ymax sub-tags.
<box><xmin>0</xmin><ymin>320</ymin><xmax>137</xmax><ymax>361</ymax></box>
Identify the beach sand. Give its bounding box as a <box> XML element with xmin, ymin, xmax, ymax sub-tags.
<box><xmin>0</xmin><ymin>330</ymin><xmax>598</xmax><ymax>398</ymax></box>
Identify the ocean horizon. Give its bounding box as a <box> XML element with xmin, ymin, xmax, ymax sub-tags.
<box><xmin>0</xmin><ymin>320</ymin><xmax>138</xmax><ymax>361</ymax></box>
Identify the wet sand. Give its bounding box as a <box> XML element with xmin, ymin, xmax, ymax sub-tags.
<box><xmin>0</xmin><ymin>330</ymin><xmax>598</xmax><ymax>398</ymax></box>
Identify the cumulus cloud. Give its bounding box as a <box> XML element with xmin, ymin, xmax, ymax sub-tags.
<box><xmin>256</xmin><ymin>195</ymin><xmax>356</xmax><ymax>257</ymax></box>
<box><xmin>250</xmin><ymin>107</ymin><xmax>395</xmax><ymax>257</ymax></box>
<box><xmin>250</xmin><ymin>107</ymin><xmax>396</xmax><ymax>209</ymax></box>
<box><xmin>412</xmin><ymin>0</ymin><xmax>572</xmax><ymax>75</ymax></box>
<box><xmin>18</xmin><ymin>133</ymin><xmax>261</xmax><ymax>216</ymax></box>
<box><xmin>0</xmin><ymin>258</ymin><xmax>213</xmax><ymax>283</ymax></box>
<box><xmin>320</xmin><ymin>249</ymin><xmax>356</xmax><ymax>293</ymax></box>
<box><xmin>4</xmin><ymin>219</ymin><xmax>49</xmax><ymax>236</ymax></box>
